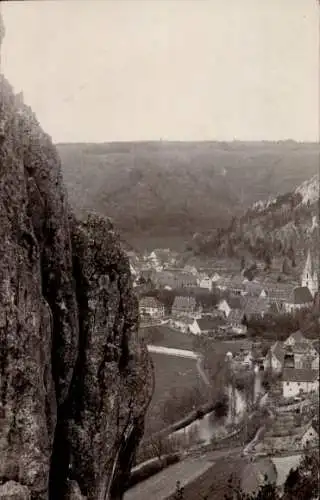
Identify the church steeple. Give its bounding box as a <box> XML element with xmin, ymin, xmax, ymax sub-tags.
<box><xmin>301</xmin><ymin>249</ymin><xmax>318</xmax><ymax>297</ymax></box>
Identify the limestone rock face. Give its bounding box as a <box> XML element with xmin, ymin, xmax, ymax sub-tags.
<box><xmin>0</xmin><ymin>17</ymin><xmax>153</xmax><ymax>499</ymax></box>
<box><xmin>0</xmin><ymin>481</ymin><xmax>31</xmax><ymax>500</ymax></box>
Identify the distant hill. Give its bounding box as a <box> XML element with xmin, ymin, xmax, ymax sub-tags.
<box><xmin>57</xmin><ymin>141</ymin><xmax>320</xmax><ymax>248</ymax></box>
<box><xmin>189</xmin><ymin>174</ymin><xmax>319</xmax><ymax>266</ymax></box>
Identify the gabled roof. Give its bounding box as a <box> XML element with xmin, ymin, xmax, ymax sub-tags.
<box><xmin>244</xmin><ymin>297</ymin><xmax>269</xmax><ymax>315</ymax></box>
<box><xmin>285</xmin><ymin>330</ymin><xmax>309</xmax><ymax>344</ymax></box>
<box><xmin>289</xmin><ymin>287</ymin><xmax>313</xmax><ymax>305</ymax></box>
<box><xmin>282</xmin><ymin>368</ymin><xmax>319</xmax><ymax>383</ymax></box>
<box><xmin>139</xmin><ymin>296</ymin><xmax>164</xmax><ymax>309</ymax></box>
<box><xmin>171</xmin><ymin>315</ymin><xmax>195</xmax><ymax>325</ymax></box>
<box><xmin>172</xmin><ymin>295</ymin><xmax>197</xmax><ymax>310</ymax></box>
<box><xmin>227</xmin><ymin>309</ymin><xmax>245</xmax><ymax>324</ymax></box>
<box><xmin>196</xmin><ymin>316</ymin><xmax>226</xmax><ymax>331</ymax></box>
<box><xmin>289</xmin><ymin>342</ymin><xmax>313</xmax><ymax>354</ymax></box>
<box><xmin>244</xmin><ymin>281</ymin><xmax>267</xmax><ymax>296</ymax></box>
<box><xmin>312</xmin><ymin>339</ymin><xmax>320</xmax><ymax>354</ymax></box>
<box><xmin>270</xmin><ymin>341</ymin><xmax>285</xmax><ymax>365</ymax></box>
<box><xmin>227</xmin><ymin>296</ymin><xmax>246</xmax><ymax>309</ymax></box>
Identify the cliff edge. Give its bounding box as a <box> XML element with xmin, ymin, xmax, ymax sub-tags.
<box><xmin>0</xmin><ymin>16</ymin><xmax>153</xmax><ymax>500</ymax></box>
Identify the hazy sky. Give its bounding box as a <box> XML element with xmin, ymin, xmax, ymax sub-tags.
<box><xmin>1</xmin><ymin>0</ymin><xmax>319</xmax><ymax>143</ymax></box>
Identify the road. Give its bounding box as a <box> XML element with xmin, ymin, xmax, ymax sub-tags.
<box><xmin>124</xmin><ymin>448</ymin><xmax>242</xmax><ymax>500</ymax></box>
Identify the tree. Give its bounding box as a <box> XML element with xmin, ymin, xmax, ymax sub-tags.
<box><xmin>224</xmin><ymin>475</ymin><xmax>280</xmax><ymax>500</ymax></box>
<box><xmin>283</xmin><ymin>448</ymin><xmax>319</xmax><ymax>500</ymax></box>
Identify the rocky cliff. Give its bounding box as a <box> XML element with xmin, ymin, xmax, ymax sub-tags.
<box><xmin>0</xmin><ymin>17</ymin><xmax>153</xmax><ymax>500</ymax></box>
<box><xmin>190</xmin><ymin>174</ymin><xmax>319</xmax><ymax>266</ymax></box>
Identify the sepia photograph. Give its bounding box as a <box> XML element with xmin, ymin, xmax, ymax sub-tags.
<box><xmin>0</xmin><ymin>1</ymin><xmax>319</xmax><ymax>499</ymax></box>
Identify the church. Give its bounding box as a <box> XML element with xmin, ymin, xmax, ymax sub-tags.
<box><xmin>301</xmin><ymin>249</ymin><xmax>318</xmax><ymax>298</ymax></box>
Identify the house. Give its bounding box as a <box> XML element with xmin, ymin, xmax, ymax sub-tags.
<box><xmin>284</xmin><ymin>330</ymin><xmax>311</xmax><ymax>347</ymax></box>
<box><xmin>139</xmin><ymin>296</ymin><xmax>165</xmax><ymax>318</ymax></box>
<box><xmin>227</xmin><ymin>309</ymin><xmax>247</xmax><ymax>334</ymax></box>
<box><xmin>282</xmin><ymin>368</ymin><xmax>319</xmax><ymax>398</ymax></box>
<box><xmin>244</xmin><ymin>281</ymin><xmax>268</xmax><ymax>298</ymax></box>
<box><xmin>211</xmin><ymin>272</ymin><xmax>222</xmax><ymax>284</ymax></box>
<box><xmin>243</xmin><ymin>297</ymin><xmax>269</xmax><ymax>321</ymax></box>
<box><xmin>189</xmin><ymin>316</ymin><xmax>227</xmax><ymax>335</ymax></box>
<box><xmin>284</xmin><ymin>287</ymin><xmax>314</xmax><ymax>314</ymax></box>
<box><xmin>300</xmin><ymin>420</ymin><xmax>319</xmax><ymax>449</ymax></box>
<box><xmin>217</xmin><ymin>296</ymin><xmax>245</xmax><ymax>318</ymax></box>
<box><xmin>168</xmin><ymin>316</ymin><xmax>194</xmax><ymax>334</ymax></box>
<box><xmin>312</xmin><ymin>339</ymin><xmax>320</xmax><ymax>354</ymax></box>
<box><xmin>216</xmin><ymin>276</ymin><xmax>246</xmax><ymax>295</ymax></box>
<box><xmin>267</xmin><ymin>285</ymin><xmax>292</xmax><ymax>308</ymax></box>
<box><xmin>265</xmin><ymin>333</ymin><xmax>319</xmax><ymax>373</ymax></box>
<box><xmin>268</xmin><ymin>300</ymin><xmax>285</xmax><ymax>315</ymax></box>
<box><xmin>228</xmin><ymin>276</ymin><xmax>247</xmax><ymax>296</ymax></box>
<box><xmin>240</xmin><ymin>458</ymin><xmax>277</xmax><ymax>497</ymax></box>
<box><xmin>151</xmin><ymin>271</ymin><xmax>198</xmax><ymax>289</ymax></box>
<box><xmin>263</xmin><ymin>341</ymin><xmax>284</xmax><ymax>374</ymax></box>
<box><xmin>288</xmin><ymin>344</ymin><xmax>319</xmax><ymax>370</ymax></box>
<box><xmin>174</xmin><ymin>272</ymin><xmax>198</xmax><ymax>288</ymax></box>
<box><xmin>148</xmin><ymin>251</ymin><xmax>163</xmax><ymax>271</ymax></box>
<box><xmin>197</xmin><ymin>273</ymin><xmax>213</xmax><ymax>291</ymax></box>
<box><xmin>171</xmin><ymin>296</ymin><xmax>199</xmax><ymax>318</ymax></box>
<box><xmin>183</xmin><ymin>264</ymin><xmax>198</xmax><ymax>276</ymax></box>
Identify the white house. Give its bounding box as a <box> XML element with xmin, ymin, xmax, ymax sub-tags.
<box><xmin>218</xmin><ymin>299</ymin><xmax>232</xmax><ymax>317</ymax></box>
<box><xmin>300</xmin><ymin>420</ymin><xmax>319</xmax><ymax>449</ymax></box>
<box><xmin>197</xmin><ymin>273</ymin><xmax>213</xmax><ymax>291</ymax></box>
<box><xmin>282</xmin><ymin>368</ymin><xmax>319</xmax><ymax>398</ymax></box>
<box><xmin>139</xmin><ymin>296</ymin><xmax>165</xmax><ymax>318</ymax></box>
<box><xmin>211</xmin><ymin>272</ymin><xmax>222</xmax><ymax>284</ymax></box>
<box><xmin>147</xmin><ymin>251</ymin><xmax>163</xmax><ymax>271</ymax></box>
<box><xmin>189</xmin><ymin>316</ymin><xmax>226</xmax><ymax>335</ymax></box>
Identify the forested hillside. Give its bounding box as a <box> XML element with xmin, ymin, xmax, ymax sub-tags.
<box><xmin>58</xmin><ymin>141</ymin><xmax>319</xmax><ymax>248</ymax></box>
<box><xmin>189</xmin><ymin>175</ymin><xmax>319</xmax><ymax>266</ymax></box>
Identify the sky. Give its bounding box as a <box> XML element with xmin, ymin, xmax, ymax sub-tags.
<box><xmin>1</xmin><ymin>0</ymin><xmax>319</xmax><ymax>143</ymax></box>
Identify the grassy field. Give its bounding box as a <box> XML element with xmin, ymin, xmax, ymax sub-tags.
<box><xmin>145</xmin><ymin>352</ymin><xmax>207</xmax><ymax>435</ymax></box>
<box><xmin>140</xmin><ymin>325</ymin><xmax>196</xmax><ymax>350</ymax></box>
<box><xmin>167</xmin><ymin>456</ymin><xmax>245</xmax><ymax>500</ymax></box>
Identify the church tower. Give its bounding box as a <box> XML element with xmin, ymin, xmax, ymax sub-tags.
<box><xmin>301</xmin><ymin>249</ymin><xmax>318</xmax><ymax>298</ymax></box>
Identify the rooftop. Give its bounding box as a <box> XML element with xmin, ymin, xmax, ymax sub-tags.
<box><xmin>282</xmin><ymin>368</ymin><xmax>319</xmax><ymax>383</ymax></box>
<box><xmin>196</xmin><ymin>316</ymin><xmax>226</xmax><ymax>331</ymax></box>
<box><xmin>289</xmin><ymin>286</ymin><xmax>313</xmax><ymax>305</ymax></box>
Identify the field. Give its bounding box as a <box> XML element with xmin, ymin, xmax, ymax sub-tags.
<box><xmin>167</xmin><ymin>456</ymin><xmax>245</xmax><ymax>500</ymax></box>
<box><xmin>140</xmin><ymin>325</ymin><xmax>196</xmax><ymax>350</ymax></box>
<box><xmin>145</xmin><ymin>352</ymin><xmax>207</xmax><ymax>435</ymax></box>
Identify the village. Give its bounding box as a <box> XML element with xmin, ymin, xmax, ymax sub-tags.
<box><xmin>124</xmin><ymin>245</ymin><xmax>319</xmax><ymax>497</ymax></box>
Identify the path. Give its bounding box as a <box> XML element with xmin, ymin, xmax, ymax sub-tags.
<box><xmin>147</xmin><ymin>345</ymin><xmax>199</xmax><ymax>359</ymax></box>
<box><xmin>124</xmin><ymin>448</ymin><xmax>241</xmax><ymax>500</ymax></box>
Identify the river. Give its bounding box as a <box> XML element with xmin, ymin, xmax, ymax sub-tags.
<box><xmin>147</xmin><ymin>345</ymin><xmax>264</xmax><ymax>447</ymax></box>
